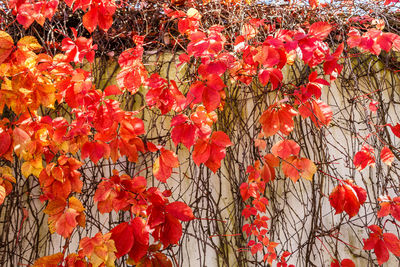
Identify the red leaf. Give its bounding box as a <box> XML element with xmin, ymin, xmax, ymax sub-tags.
<box><xmin>211</xmin><ymin>131</ymin><xmax>232</xmax><ymax>147</ymax></box>
<box><xmin>381</xmin><ymin>146</ymin><xmax>394</xmax><ymax>166</ymax></box>
<box><xmin>203</xmin><ymin>86</ymin><xmax>221</xmax><ymax>112</ymax></box>
<box><xmin>254</xmin><ymin>45</ymin><xmax>280</xmax><ymax>67</ymax></box>
<box><xmin>378</xmin><ymin>196</ymin><xmax>400</xmax><ymax>221</ymax></box>
<box><xmin>0</xmin><ymin>131</ymin><xmax>11</xmax><ymax>156</ymax></box>
<box><xmin>259</xmin><ymin>104</ymin><xmax>298</xmax><ymax>137</ymax></box>
<box><xmin>375</xmin><ymin>239</ymin><xmax>389</xmax><ymax>265</ymax></box>
<box><xmin>353</xmin><ymin>144</ymin><xmax>375</xmax><ymax>171</ymax></box>
<box><xmin>159</xmin><ymin>213</ymin><xmax>182</xmax><ymax>248</ymax></box>
<box><xmin>331</xmin><ymin>259</ymin><xmax>355</xmax><ymax>267</ymax></box>
<box><xmin>171</xmin><ymin>115</ymin><xmax>196</xmax><ymax>149</ymax></box>
<box><xmin>347</xmin><ymin>29</ymin><xmax>361</xmax><ymax>48</ymax></box>
<box><xmin>166</xmin><ymin>201</ymin><xmax>195</xmax><ymax>221</ymax></box>
<box><xmin>192</xmin><ymin>139</ymin><xmax>211</xmax><ymax>166</ymax></box>
<box><xmin>298</xmin><ymin>100</ymin><xmax>332</xmax><ymax>128</ymax></box>
<box><xmin>82</xmin><ymin>3</ymin><xmax>115</xmax><ymax>33</ymax></box>
<box><xmin>341</xmin><ymin>259</ymin><xmax>355</xmax><ymax>267</ymax></box>
<box><xmin>33</xmin><ymin>253</ymin><xmax>64</xmax><ymax>267</ymax></box>
<box><xmin>329</xmin><ymin>184</ymin><xmax>346</xmax><ymax>215</ymax></box>
<box><xmin>389</xmin><ymin>123</ymin><xmax>400</xmax><ymax>138</ymax></box>
<box><xmin>193</xmin><ymin>131</ymin><xmax>231</xmax><ymax>172</ymax></box>
<box><xmin>383</xmin><ymin>233</ymin><xmax>400</xmax><ymax>257</ymax></box>
<box><xmin>329</xmin><ymin>180</ymin><xmax>366</xmax><ymax>217</ymax></box>
<box><xmin>153</xmin><ymin>149</ymin><xmax>179</xmax><ymax>182</ymax></box>
<box><xmin>308</xmin><ymin>22</ymin><xmax>332</xmax><ymax>40</ymax></box>
<box><xmin>54</xmin><ymin>208</ymin><xmax>79</xmax><ymax>238</ymax></box>
<box><xmin>110</xmin><ymin>222</ymin><xmax>134</xmax><ymax>258</ymax></box>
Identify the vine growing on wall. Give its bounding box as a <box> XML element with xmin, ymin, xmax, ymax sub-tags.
<box><xmin>1</xmin><ymin>0</ymin><xmax>400</xmax><ymax>266</ymax></box>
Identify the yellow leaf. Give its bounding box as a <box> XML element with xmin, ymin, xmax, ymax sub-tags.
<box><xmin>21</xmin><ymin>157</ymin><xmax>43</xmax><ymax>178</ymax></box>
<box><xmin>17</xmin><ymin>36</ymin><xmax>42</xmax><ymax>52</ymax></box>
<box><xmin>0</xmin><ymin>185</ymin><xmax>6</xmax><ymax>205</ymax></box>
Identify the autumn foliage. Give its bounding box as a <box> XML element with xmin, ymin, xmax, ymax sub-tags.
<box><xmin>1</xmin><ymin>0</ymin><xmax>400</xmax><ymax>266</ymax></box>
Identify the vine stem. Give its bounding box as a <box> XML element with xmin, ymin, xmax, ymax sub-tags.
<box><xmin>315</xmin><ymin>236</ymin><xmax>335</xmax><ymax>261</ymax></box>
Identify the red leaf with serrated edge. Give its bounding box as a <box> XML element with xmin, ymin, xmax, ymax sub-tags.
<box><xmin>159</xmin><ymin>213</ymin><xmax>182</xmax><ymax>248</ymax></box>
<box><xmin>187</xmin><ymin>75</ymin><xmax>225</xmax><ymax>112</ymax></box>
<box><xmin>211</xmin><ymin>131</ymin><xmax>232</xmax><ymax>147</ymax></box>
<box><xmin>260</xmin><ymin>104</ymin><xmax>298</xmax><ymax>137</ymax></box>
<box><xmin>171</xmin><ymin>115</ymin><xmax>196</xmax><ymax>149</ymax></box>
<box><xmin>61</xmin><ymin>33</ymin><xmax>97</xmax><ymax>63</ymax></box>
<box><xmin>308</xmin><ymin>22</ymin><xmax>332</xmax><ymax>40</ymax></box>
<box><xmin>203</xmin><ymin>86</ymin><xmax>221</xmax><ymax>112</ymax></box>
<box><xmin>363</xmin><ymin>225</ymin><xmax>400</xmax><ymax>265</ymax></box>
<box><xmin>54</xmin><ymin>208</ymin><xmax>79</xmax><ymax>238</ymax></box>
<box><xmin>347</xmin><ymin>29</ymin><xmax>362</xmax><ymax>48</ymax></box>
<box><xmin>347</xmin><ymin>180</ymin><xmax>367</xmax><ymax>205</ymax></box>
<box><xmin>254</xmin><ymin>45</ymin><xmax>280</xmax><ymax>67</ymax></box>
<box><xmin>153</xmin><ymin>149</ymin><xmax>179</xmax><ymax>182</ymax></box>
<box><xmin>271</xmin><ymin>140</ymin><xmax>300</xmax><ymax>159</ymax></box>
<box><xmin>383</xmin><ymin>233</ymin><xmax>400</xmax><ymax>257</ymax></box>
<box><xmin>82</xmin><ymin>3</ymin><xmax>115</xmax><ymax>33</ymax></box>
<box><xmin>342</xmin><ymin>184</ymin><xmax>360</xmax><ymax>217</ymax></box>
<box><xmin>375</xmin><ymin>239</ymin><xmax>389</xmax><ymax>265</ymax></box>
<box><xmin>251</xmin><ymin>242</ymin><xmax>263</xmax><ymax>255</ymax></box>
<box><xmin>166</xmin><ymin>201</ymin><xmax>195</xmax><ymax>221</ymax></box>
<box><xmin>81</xmin><ymin>141</ymin><xmax>110</xmax><ymax>164</ymax></box>
<box><xmin>259</xmin><ymin>107</ymin><xmax>279</xmax><ymax>136</ymax></box>
<box><xmin>381</xmin><ymin>146</ymin><xmax>394</xmax><ymax>166</ymax></box>
<box><xmin>193</xmin><ymin>131</ymin><xmax>231</xmax><ymax>172</ymax></box>
<box><xmin>240</xmin><ymin>182</ymin><xmax>259</xmax><ymax>201</ymax></box>
<box><xmin>129</xmin><ymin>217</ymin><xmax>149</xmax><ymax>261</ymax></box>
<box><xmin>353</xmin><ymin>144</ymin><xmax>375</xmax><ymax>171</ymax></box>
<box><xmin>329</xmin><ymin>180</ymin><xmax>366</xmax><ymax>217</ymax></box>
<box><xmin>298</xmin><ymin>100</ymin><xmax>332</xmax><ymax>128</ymax></box>
<box><xmin>110</xmin><ymin>222</ymin><xmax>134</xmax><ymax>258</ymax></box>
<box><xmin>192</xmin><ymin>139</ymin><xmax>211</xmax><ymax>165</ymax></box>
<box><xmin>258</xmin><ymin>68</ymin><xmax>283</xmax><ymax>90</ymax></box>
<box><xmin>378</xmin><ymin>196</ymin><xmax>400</xmax><ymax>221</ymax></box>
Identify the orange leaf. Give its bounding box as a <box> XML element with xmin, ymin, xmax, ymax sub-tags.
<box><xmin>260</xmin><ymin>104</ymin><xmax>297</xmax><ymax>137</ymax></box>
<box><xmin>0</xmin><ymin>31</ymin><xmax>13</xmax><ymax>64</ymax></box>
<box><xmin>33</xmin><ymin>253</ymin><xmax>64</xmax><ymax>267</ymax></box>
<box><xmin>17</xmin><ymin>36</ymin><xmax>42</xmax><ymax>52</ymax></box>
<box><xmin>271</xmin><ymin>140</ymin><xmax>300</xmax><ymax>159</ymax></box>
<box><xmin>282</xmin><ymin>156</ymin><xmax>316</xmax><ymax>182</ymax></box>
